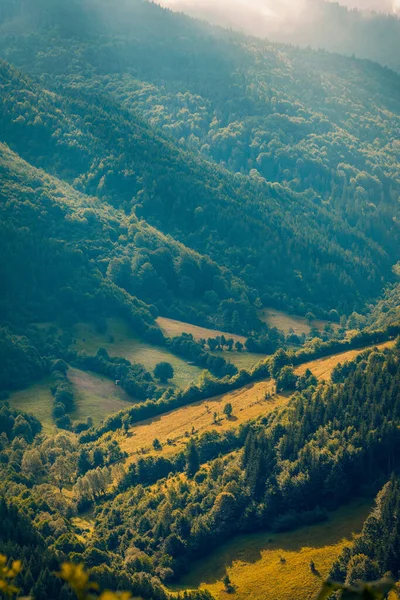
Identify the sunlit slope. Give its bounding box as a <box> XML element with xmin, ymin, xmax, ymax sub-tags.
<box><xmin>116</xmin><ymin>340</ymin><xmax>395</xmax><ymax>459</ymax></box>
<box><xmin>157</xmin><ymin>317</ymin><xmax>247</xmax><ymax>344</ymax></box>
<box><xmin>171</xmin><ymin>499</ymin><xmax>371</xmax><ymax>600</ymax></box>
<box><xmin>117</xmin><ymin>381</ymin><xmax>285</xmax><ymax>460</ymax></box>
<box><xmin>295</xmin><ymin>340</ymin><xmax>395</xmax><ymax>380</ymax></box>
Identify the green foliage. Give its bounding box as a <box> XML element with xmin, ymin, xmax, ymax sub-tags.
<box><xmin>223</xmin><ymin>403</ymin><xmax>233</xmax><ymax>418</ymax></box>
<box><xmin>86</xmin><ymin>345</ymin><xmax>400</xmax><ymax>580</ymax></box>
<box><xmin>317</xmin><ymin>577</ymin><xmax>394</xmax><ymax>600</ymax></box>
<box><xmin>0</xmin><ymin>3</ymin><xmax>399</xmax><ymax>598</ymax></box>
<box><xmin>153</xmin><ymin>362</ymin><xmax>174</xmax><ymax>384</ymax></box>
<box><xmin>330</xmin><ymin>475</ymin><xmax>400</xmax><ymax>589</ymax></box>
<box><xmin>276</xmin><ymin>366</ymin><xmax>298</xmax><ymax>392</ymax></box>
<box><xmin>0</xmin><ymin>328</ymin><xmax>47</xmax><ymax>393</ymax></box>
<box><xmin>0</xmin><ymin>1</ymin><xmax>399</xmax><ymax>317</ymax></box>
<box><xmin>185</xmin><ymin>439</ymin><xmax>200</xmax><ymax>478</ymax></box>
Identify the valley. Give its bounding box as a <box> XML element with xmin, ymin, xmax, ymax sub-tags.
<box><xmin>0</xmin><ymin>1</ymin><xmax>400</xmax><ymax>599</ymax></box>
<box><xmin>114</xmin><ymin>337</ymin><xmax>395</xmax><ymax>460</ymax></box>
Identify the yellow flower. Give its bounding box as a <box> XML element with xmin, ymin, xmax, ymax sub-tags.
<box><xmin>99</xmin><ymin>592</ymin><xmax>132</xmax><ymax>600</ymax></box>
<box><xmin>0</xmin><ymin>555</ymin><xmax>22</xmax><ymax>598</ymax></box>
<box><xmin>58</xmin><ymin>563</ymin><xmax>99</xmax><ymax>599</ymax></box>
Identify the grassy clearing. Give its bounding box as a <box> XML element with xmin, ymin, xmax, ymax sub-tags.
<box><xmin>211</xmin><ymin>351</ymin><xmax>264</xmax><ymax>371</ymax></box>
<box><xmin>158</xmin><ymin>317</ymin><xmax>263</xmax><ymax>370</ymax></box>
<box><xmin>171</xmin><ymin>498</ymin><xmax>372</xmax><ymax>600</ymax></box>
<box><xmin>295</xmin><ymin>340</ymin><xmax>395</xmax><ymax>381</ymax></box>
<box><xmin>117</xmin><ymin>380</ymin><xmax>286</xmax><ymax>461</ymax></box>
<box><xmin>157</xmin><ymin>317</ymin><xmax>247</xmax><ymax>344</ymax></box>
<box><xmin>260</xmin><ymin>308</ymin><xmax>334</xmax><ymax>336</ymax></box>
<box><xmin>9</xmin><ymin>367</ymin><xmax>136</xmax><ymax>430</ymax></box>
<box><xmin>8</xmin><ymin>377</ymin><xmax>56</xmax><ymax>433</ymax></box>
<box><xmin>68</xmin><ymin>367</ymin><xmax>134</xmax><ymax>425</ymax></box>
<box><xmin>72</xmin><ymin>319</ymin><xmax>203</xmax><ymax>389</ymax></box>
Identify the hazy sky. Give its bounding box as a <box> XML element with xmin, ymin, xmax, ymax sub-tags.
<box><xmin>158</xmin><ymin>0</ymin><xmax>400</xmax><ymax>17</ymax></box>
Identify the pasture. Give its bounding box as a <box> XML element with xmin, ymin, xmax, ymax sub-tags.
<box><xmin>8</xmin><ymin>377</ymin><xmax>56</xmax><ymax>433</ymax></box>
<box><xmin>72</xmin><ymin>319</ymin><xmax>203</xmax><ymax>389</ymax></box>
<box><xmin>9</xmin><ymin>367</ymin><xmax>136</xmax><ymax>431</ymax></box>
<box><xmin>171</xmin><ymin>498</ymin><xmax>372</xmax><ymax>600</ymax></box>
<box><xmin>158</xmin><ymin>317</ymin><xmax>263</xmax><ymax>370</ymax></box>
<box><xmin>157</xmin><ymin>317</ymin><xmax>247</xmax><ymax>344</ymax></box>
<box><xmin>117</xmin><ymin>339</ymin><xmax>395</xmax><ymax>460</ymax></box>
<box><xmin>260</xmin><ymin>308</ymin><xmax>334</xmax><ymax>336</ymax></box>
<box><xmin>118</xmin><ymin>379</ymin><xmax>286</xmax><ymax>460</ymax></box>
<box><xmin>68</xmin><ymin>367</ymin><xmax>134</xmax><ymax>425</ymax></box>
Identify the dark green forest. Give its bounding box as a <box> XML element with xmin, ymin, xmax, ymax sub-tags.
<box><xmin>1</xmin><ymin>1</ymin><xmax>400</xmax><ymax>599</ymax></box>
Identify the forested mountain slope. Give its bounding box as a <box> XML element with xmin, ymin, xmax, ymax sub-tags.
<box><xmin>0</xmin><ymin>58</ymin><xmax>393</xmax><ymax>320</ymax></box>
<box><xmin>1</xmin><ymin>1</ymin><xmax>400</xmax><ymax>317</ymax></box>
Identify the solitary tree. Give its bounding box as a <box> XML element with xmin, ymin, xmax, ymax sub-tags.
<box><xmin>305</xmin><ymin>311</ymin><xmax>316</xmax><ymax>325</ymax></box>
<box><xmin>153</xmin><ymin>438</ymin><xmax>162</xmax><ymax>451</ymax></box>
<box><xmin>50</xmin><ymin>456</ymin><xmax>74</xmax><ymax>492</ymax></box>
<box><xmin>270</xmin><ymin>348</ymin><xmax>291</xmax><ymax>379</ymax></box>
<box><xmin>276</xmin><ymin>366</ymin><xmax>298</xmax><ymax>392</ymax></box>
<box><xmin>223</xmin><ymin>403</ymin><xmax>233</xmax><ymax>419</ymax></box>
<box><xmin>222</xmin><ymin>573</ymin><xmax>235</xmax><ymax>593</ymax></box>
<box><xmin>154</xmin><ymin>362</ymin><xmax>174</xmax><ymax>383</ymax></box>
<box><xmin>185</xmin><ymin>439</ymin><xmax>200</xmax><ymax>477</ymax></box>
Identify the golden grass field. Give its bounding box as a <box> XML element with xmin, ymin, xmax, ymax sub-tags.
<box><xmin>157</xmin><ymin>317</ymin><xmax>247</xmax><ymax>344</ymax></box>
<box><xmin>295</xmin><ymin>340</ymin><xmax>395</xmax><ymax>381</ymax></box>
<box><xmin>260</xmin><ymin>308</ymin><xmax>335</xmax><ymax>336</ymax></box>
<box><xmin>171</xmin><ymin>498</ymin><xmax>372</xmax><ymax>600</ymax></box>
<box><xmin>73</xmin><ymin>319</ymin><xmax>203</xmax><ymax>389</ymax></box>
<box><xmin>10</xmin><ymin>324</ymin><xmax>393</xmax><ymax>436</ymax></box>
<box><xmin>118</xmin><ymin>380</ymin><xmax>286</xmax><ymax>460</ymax></box>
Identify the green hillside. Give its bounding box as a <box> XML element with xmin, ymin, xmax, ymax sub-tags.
<box><xmin>1</xmin><ymin>3</ymin><xmax>400</xmax><ymax>600</ymax></box>
<box><xmin>1</xmin><ymin>1</ymin><xmax>399</xmax><ymax>315</ymax></box>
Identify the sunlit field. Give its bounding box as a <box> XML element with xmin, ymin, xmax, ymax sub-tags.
<box><xmin>171</xmin><ymin>499</ymin><xmax>372</xmax><ymax>600</ymax></box>
<box><xmin>116</xmin><ymin>380</ymin><xmax>286</xmax><ymax>460</ymax></box>
<box><xmin>295</xmin><ymin>340</ymin><xmax>395</xmax><ymax>381</ymax></box>
<box><xmin>9</xmin><ymin>377</ymin><xmax>56</xmax><ymax>433</ymax></box>
<box><xmin>9</xmin><ymin>368</ymin><xmax>135</xmax><ymax>429</ymax></box>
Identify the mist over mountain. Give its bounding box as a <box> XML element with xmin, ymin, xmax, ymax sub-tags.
<box><xmin>157</xmin><ymin>0</ymin><xmax>400</xmax><ymax>73</ymax></box>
